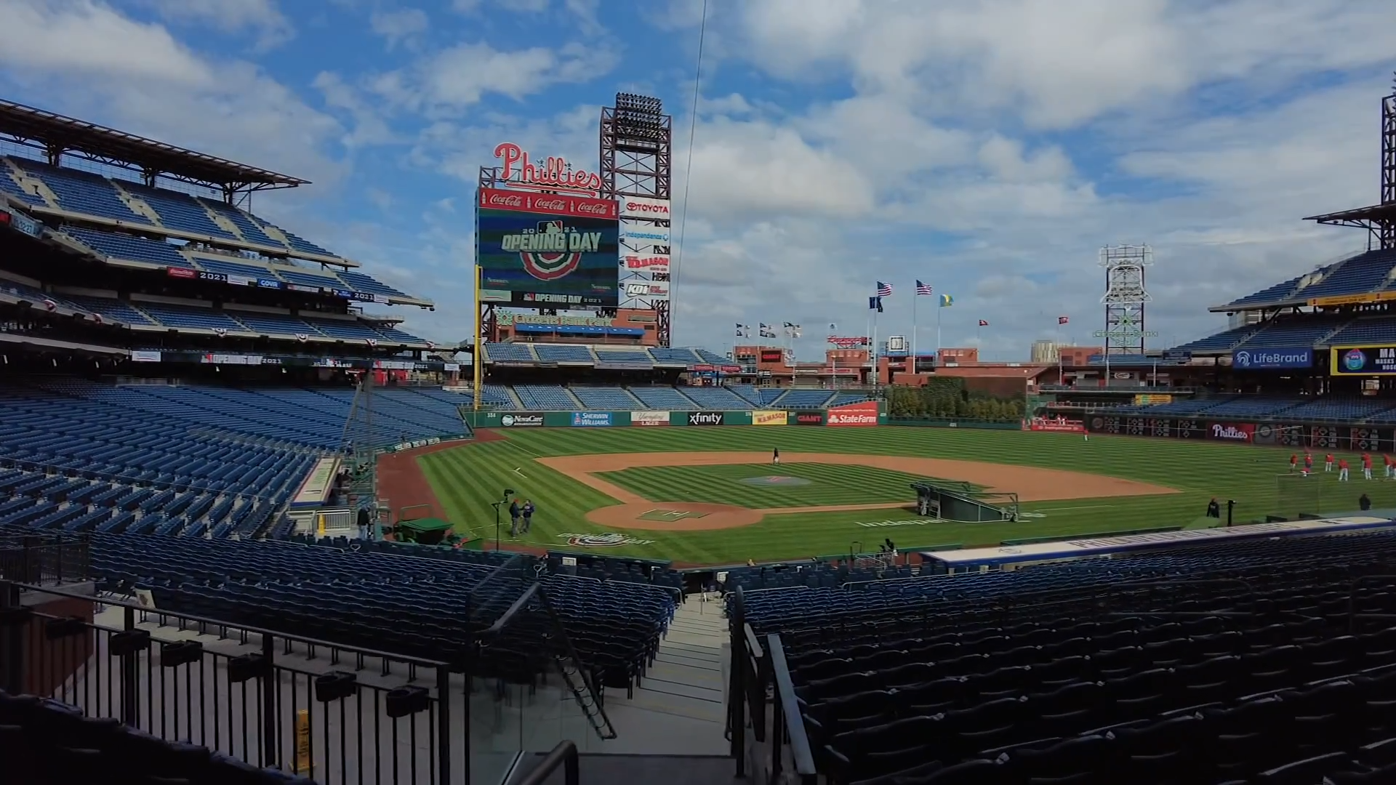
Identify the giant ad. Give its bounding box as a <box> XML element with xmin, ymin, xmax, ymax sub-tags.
<box><xmin>476</xmin><ymin>187</ymin><xmax>619</xmax><ymax>307</ymax></box>
<box><xmin>1331</xmin><ymin>345</ymin><xmax>1396</xmax><ymax>376</ymax></box>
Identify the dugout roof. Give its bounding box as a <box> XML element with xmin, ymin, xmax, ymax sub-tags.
<box><xmin>0</xmin><ymin>100</ymin><xmax>308</xmax><ymax>191</ymax></box>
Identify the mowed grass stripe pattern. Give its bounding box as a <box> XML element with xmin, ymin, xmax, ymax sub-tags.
<box><xmin>597</xmin><ymin>463</ymin><xmax>932</xmax><ymax>508</ymax></box>
<box><xmin>418</xmin><ymin>427</ymin><xmax>1396</xmax><ymax>564</ymax></box>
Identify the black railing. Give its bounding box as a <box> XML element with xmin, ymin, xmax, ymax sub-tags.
<box><xmin>765</xmin><ymin>634</ymin><xmax>816</xmax><ymax>785</ymax></box>
<box><xmin>0</xmin><ymin>581</ymin><xmax>468</xmax><ymax>784</ymax></box>
<box><xmin>727</xmin><ymin>586</ymin><xmax>770</xmax><ymax>781</ymax></box>
<box><xmin>515</xmin><ymin>741</ymin><xmax>579</xmax><ymax>785</ymax></box>
<box><xmin>0</xmin><ymin>533</ymin><xmax>90</xmax><ymax>586</ymax></box>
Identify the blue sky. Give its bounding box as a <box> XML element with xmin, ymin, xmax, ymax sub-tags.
<box><xmin>0</xmin><ymin>0</ymin><xmax>1394</xmax><ymax>359</ymax></box>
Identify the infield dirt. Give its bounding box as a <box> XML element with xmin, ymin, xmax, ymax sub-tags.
<box><xmin>537</xmin><ymin>451</ymin><xmax>1178</xmax><ymax>532</ymax></box>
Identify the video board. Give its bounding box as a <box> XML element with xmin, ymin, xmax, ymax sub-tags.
<box><xmin>476</xmin><ymin>188</ymin><xmax>619</xmax><ymax>307</ymax></box>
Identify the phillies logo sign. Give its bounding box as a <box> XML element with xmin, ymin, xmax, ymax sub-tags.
<box><xmin>501</xmin><ymin>221</ymin><xmax>603</xmax><ymax>281</ymax></box>
<box><xmin>1210</xmin><ymin>423</ymin><xmax>1254</xmax><ymax>442</ymax></box>
<box><xmin>494</xmin><ymin>142</ymin><xmax>602</xmax><ymax>192</ymax></box>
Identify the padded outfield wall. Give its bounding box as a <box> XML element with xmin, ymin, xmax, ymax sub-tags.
<box><xmin>1084</xmin><ymin>412</ymin><xmax>1393</xmax><ymax>451</ymax></box>
<box><xmin>458</xmin><ymin>400</ymin><xmax>885</xmax><ymax>429</ymax></box>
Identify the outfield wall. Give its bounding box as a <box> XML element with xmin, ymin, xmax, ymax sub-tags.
<box><xmin>459</xmin><ymin>400</ymin><xmax>885</xmax><ymax>429</ymax></box>
<box><xmin>1083</xmin><ymin>413</ymin><xmax>1391</xmax><ymax>450</ymax></box>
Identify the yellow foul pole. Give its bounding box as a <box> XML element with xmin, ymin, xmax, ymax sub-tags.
<box><xmin>472</xmin><ymin>264</ymin><xmax>483</xmax><ymax>411</ymax></box>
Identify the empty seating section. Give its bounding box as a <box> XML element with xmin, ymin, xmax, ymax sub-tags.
<box><xmin>594</xmin><ymin>349</ymin><xmax>655</xmax><ymax>369</ymax></box>
<box><xmin>1121</xmin><ymin>397</ymin><xmax>1235</xmax><ymax>416</ymax></box>
<box><xmin>371</xmin><ymin>323</ymin><xmax>424</xmax><ymax>344</ymax></box>
<box><xmin>275</xmin><ymin>266</ymin><xmax>343</xmax><ymax>290</ymax></box>
<box><xmin>755</xmin><ymin>388</ymin><xmax>786</xmax><ymax>406</ymax></box>
<box><xmin>1236</xmin><ymin>315</ymin><xmax>1349</xmax><ymax>348</ymax></box>
<box><xmin>252</xmin><ymin>217</ymin><xmax>334</xmax><ymax>257</ymax></box>
<box><xmin>195</xmin><ymin>198</ymin><xmax>283</xmax><ymax>248</ymax></box>
<box><xmin>681</xmin><ymin>386</ymin><xmax>754</xmax><ymax>409</ymax></box>
<box><xmin>485</xmin><ymin>343</ymin><xmax>536</xmax><ymax>362</ymax></box>
<box><xmin>338</xmin><ymin>270</ymin><xmax>406</xmax><ymax>298</ymax></box>
<box><xmin>1223</xmin><ymin>273</ymin><xmax>1307</xmax><ymax>308</ymax></box>
<box><xmin>1283</xmin><ymin>397</ymin><xmax>1396</xmax><ymax>422</ymax></box>
<box><xmin>738</xmin><ymin>530</ymin><xmax>1396</xmax><ymax>784</ymax></box>
<box><xmin>693</xmin><ymin>348</ymin><xmax>728</xmax><ymax>364</ymax></box>
<box><xmin>727</xmin><ymin>385</ymin><xmax>765</xmax><ymax>405</ymax></box>
<box><xmin>61</xmin><ymin>227</ymin><xmax>191</xmax><ymax>267</ymax></box>
<box><xmin>778</xmin><ymin>389</ymin><xmax>836</xmax><ymax>408</ymax></box>
<box><xmin>0</xmin><ymin>162</ymin><xmax>45</xmax><ymax>206</ymax></box>
<box><xmin>650</xmin><ymin>347</ymin><xmax>699</xmax><ymax>364</ymax></box>
<box><xmin>230</xmin><ymin>310</ymin><xmax>316</xmax><ymax>336</ymax></box>
<box><xmin>513</xmin><ymin>385</ymin><xmax>577</xmax><ymax>410</ymax></box>
<box><xmin>0</xmin><ymin>281</ymin><xmax>83</xmax><ymax>312</ymax></box>
<box><xmin>120</xmin><ymin>182</ymin><xmax>239</xmax><ymax>240</ymax></box>
<box><xmin>481</xmin><ymin>384</ymin><xmax>516</xmax><ymax>406</ymax></box>
<box><xmin>1300</xmin><ymin>249</ymin><xmax>1396</xmax><ymax>300</ymax></box>
<box><xmin>61</xmin><ymin>296</ymin><xmax>155</xmax><ymax>325</ymax></box>
<box><xmin>136</xmin><ymin>303</ymin><xmax>247</xmax><ymax>332</ymax></box>
<box><xmin>307</xmin><ymin>317</ymin><xmax>385</xmax><ymax>342</ymax></box>
<box><xmin>192</xmin><ymin>256</ymin><xmax>278</xmax><ymax>280</ymax></box>
<box><xmin>1193</xmin><ymin>396</ymin><xmax>1302</xmax><ymax>417</ymax></box>
<box><xmin>1171</xmin><ymin>325</ymin><xmax>1260</xmax><ymax>353</ymax></box>
<box><xmin>570</xmin><ymin>386</ymin><xmax>644</xmax><ymax>410</ymax></box>
<box><xmin>88</xmin><ymin>535</ymin><xmax>676</xmax><ymax>701</ymax></box>
<box><xmin>9</xmin><ymin>159</ymin><xmax>152</xmax><ymax>224</ymax></box>
<box><xmin>630</xmin><ymin>386</ymin><xmax>700</xmax><ymax>410</ymax></box>
<box><xmin>534</xmin><ymin>344</ymin><xmax>595</xmax><ymax>363</ymax></box>
<box><xmin>830</xmin><ymin>392</ymin><xmax>871</xmax><ymax>406</ymax></box>
<box><xmin>1326</xmin><ymin>317</ymin><xmax>1396</xmax><ymax>346</ymax></box>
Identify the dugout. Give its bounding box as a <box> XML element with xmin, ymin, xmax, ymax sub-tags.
<box><xmin>912</xmin><ymin>481</ymin><xmax>1019</xmax><ymax>523</ymax></box>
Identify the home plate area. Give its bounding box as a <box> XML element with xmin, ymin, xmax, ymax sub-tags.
<box><xmin>739</xmin><ymin>475</ymin><xmax>813</xmax><ymax>487</ymax></box>
<box><xmin>637</xmin><ymin>508</ymin><xmax>711</xmax><ymax>522</ymax></box>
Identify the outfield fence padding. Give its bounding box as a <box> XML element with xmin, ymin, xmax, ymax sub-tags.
<box><xmin>1083</xmin><ymin>414</ymin><xmax>1395</xmax><ymax>451</ymax></box>
<box><xmin>886</xmin><ymin>419</ymin><xmax>1023</xmax><ymax>430</ymax></box>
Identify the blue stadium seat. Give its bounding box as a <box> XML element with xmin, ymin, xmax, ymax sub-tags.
<box><xmin>195</xmin><ymin>198</ymin><xmax>285</xmax><ymax>248</ymax></box>
<box><xmin>1296</xmin><ymin>249</ymin><xmax>1396</xmax><ymax>300</ymax></box>
<box><xmin>192</xmin><ymin>256</ymin><xmax>281</xmax><ymax>281</ymax></box>
<box><xmin>513</xmin><ymin>385</ymin><xmax>577</xmax><ymax>410</ymax></box>
<box><xmin>10</xmin><ymin>159</ymin><xmax>153</xmax><ymax>225</ymax></box>
<box><xmin>337</xmin><ymin>270</ymin><xmax>407</xmax><ymax>299</ymax></box>
<box><xmin>0</xmin><ymin>160</ymin><xmax>46</xmax><ymax>207</ymax></box>
<box><xmin>138</xmin><ymin>303</ymin><xmax>248</xmax><ymax>332</ymax></box>
<box><xmin>681</xmin><ymin>386</ymin><xmax>752</xmax><ymax>409</ymax></box>
<box><xmin>484</xmin><ymin>343</ymin><xmax>537</xmax><ymax>363</ymax></box>
<box><xmin>533</xmin><ymin>344</ymin><xmax>595</xmax><ymax>363</ymax></box>
<box><xmin>1169</xmin><ymin>325</ymin><xmax>1262</xmax><ymax>354</ymax></box>
<box><xmin>594</xmin><ymin>348</ymin><xmax>655</xmax><ymax>369</ymax></box>
<box><xmin>59</xmin><ymin>296</ymin><xmax>156</xmax><ymax>326</ymax></box>
<box><xmin>651</xmin><ymin>347</ymin><xmax>700</xmax><ymax>365</ymax></box>
<box><xmin>1235</xmin><ymin>315</ymin><xmax>1349</xmax><ymax>349</ymax></box>
<box><xmin>726</xmin><ymin>385</ymin><xmax>766</xmax><ymax>406</ymax></box>
<box><xmin>1324</xmin><ymin>317</ymin><xmax>1396</xmax><ymax>346</ymax></box>
<box><xmin>118</xmin><ymin>182</ymin><xmax>241</xmax><ymax>240</ymax></box>
<box><xmin>775</xmin><ymin>389</ymin><xmax>836</xmax><ymax>408</ymax></box>
<box><xmin>1221</xmin><ymin>272</ymin><xmax>1311</xmax><ymax>309</ymax></box>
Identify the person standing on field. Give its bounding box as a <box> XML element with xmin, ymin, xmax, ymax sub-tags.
<box><xmin>772</xmin><ymin>447</ymin><xmax>780</xmax><ymax>466</ymax></box>
<box><xmin>1326</xmin><ymin>453</ymin><xmax>1334</xmax><ymax>472</ymax></box>
<box><xmin>1339</xmin><ymin>458</ymin><xmax>1351</xmax><ymax>482</ymax></box>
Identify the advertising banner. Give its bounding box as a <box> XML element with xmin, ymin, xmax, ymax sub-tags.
<box><xmin>1231</xmin><ymin>347</ymin><xmax>1313</xmax><ymax>370</ymax></box>
<box><xmin>631</xmin><ymin>410</ymin><xmax>670</xmax><ymax>426</ymax></box>
<box><xmin>571</xmin><ymin>411</ymin><xmax>613</xmax><ymax>427</ymax></box>
<box><xmin>623</xmin><ymin>281</ymin><xmax>670</xmax><ymax>300</ymax></box>
<box><xmin>826</xmin><ymin>400</ymin><xmax>879</xmax><ymax>427</ymax></box>
<box><xmin>687</xmin><ymin>411</ymin><xmax>725</xmax><ymax>427</ymax></box>
<box><xmin>477</xmin><ymin>188</ymin><xmax>619</xmax><ymax>308</ymax></box>
<box><xmin>621</xmin><ymin>252</ymin><xmax>669</xmax><ymax>271</ymax></box>
<box><xmin>794</xmin><ymin>411</ymin><xmax>826</xmax><ymax>426</ymax></box>
<box><xmin>1027</xmin><ymin>417</ymin><xmax>1086</xmax><ymax>433</ymax></box>
<box><xmin>1209</xmin><ymin>422</ymin><xmax>1255</xmax><ymax>442</ymax></box>
<box><xmin>1331</xmin><ymin>346</ymin><xmax>1396</xmax><ymax>376</ymax></box>
<box><xmin>619</xmin><ymin>197</ymin><xmax>672</xmax><ymax>218</ymax></box>
<box><xmin>752</xmin><ymin>410</ymin><xmax>789</xmax><ymax>426</ymax></box>
<box><xmin>619</xmin><ymin>225</ymin><xmax>671</xmax><ymax>248</ymax></box>
<box><xmin>500</xmin><ymin>413</ymin><xmax>544</xmax><ymax>428</ymax></box>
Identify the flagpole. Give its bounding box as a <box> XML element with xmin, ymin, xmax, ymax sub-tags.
<box><xmin>912</xmin><ymin>292</ymin><xmax>918</xmax><ymax>374</ymax></box>
<box><xmin>936</xmin><ymin>304</ymin><xmax>942</xmax><ymax>356</ymax></box>
<box><xmin>873</xmin><ymin>308</ymin><xmax>879</xmax><ymax>385</ymax></box>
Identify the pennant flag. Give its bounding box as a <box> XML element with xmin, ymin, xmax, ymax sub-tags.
<box><xmin>1058</xmin><ymin>316</ymin><xmax>1070</xmax><ymax>325</ymax></box>
<box><xmin>42</xmin><ymin>298</ymin><xmax>57</xmax><ymax>312</ymax></box>
<box><xmin>868</xmin><ymin>296</ymin><xmax>878</xmax><ymax>310</ymax></box>
<box><xmin>939</xmin><ymin>294</ymin><xmax>954</xmax><ymax>307</ymax></box>
<box><xmin>829</xmin><ymin>322</ymin><xmax>837</xmax><ymax>330</ymax></box>
<box><xmin>978</xmin><ymin>319</ymin><xmax>989</xmax><ymax>327</ymax></box>
<box><xmin>876</xmin><ymin>281</ymin><xmax>893</xmax><ymax>297</ymax></box>
<box><xmin>915</xmin><ymin>280</ymin><xmax>933</xmax><ymax>296</ymax></box>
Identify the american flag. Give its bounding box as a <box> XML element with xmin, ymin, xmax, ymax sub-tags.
<box><xmin>1058</xmin><ymin>316</ymin><xmax>1070</xmax><ymax>325</ymax></box>
<box><xmin>876</xmin><ymin>281</ymin><xmax>893</xmax><ymax>297</ymax></box>
<box><xmin>978</xmin><ymin>319</ymin><xmax>989</xmax><ymax>327</ymax></box>
<box><xmin>915</xmin><ymin>280</ymin><xmax>933</xmax><ymax>296</ymax></box>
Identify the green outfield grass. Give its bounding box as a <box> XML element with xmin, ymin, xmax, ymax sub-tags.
<box><xmin>596</xmin><ymin>463</ymin><xmax>949</xmax><ymax>509</ymax></box>
<box><xmin>416</xmin><ymin>427</ymin><xmax>1396</xmax><ymax>565</ymax></box>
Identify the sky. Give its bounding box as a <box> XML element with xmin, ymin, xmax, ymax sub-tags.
<box><xmin>1</xmin><ymin>0</ymin><xmax>1394</xmax><ymax>361</ymax></box>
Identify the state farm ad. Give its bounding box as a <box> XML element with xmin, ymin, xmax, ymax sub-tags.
<box><xmin>1209</xmin><ymin>422</ymin><xmax>1255</xmax><ymax>442</ymax></box>
<box><xmin>826</xmin><ymin>401</ymin><xmax>879</xmax><ymax>427</ymax></box>
<box><xmin>1027</xmin><ymin>417</ymin><xmax>1086</xmax><ymax>433</ymax></box>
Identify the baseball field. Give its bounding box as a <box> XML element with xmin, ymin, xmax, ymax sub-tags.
<box><xmin>379</xmin><ymin>427</ymin><xmax>1396</xmax><ymax>565</ymax></box>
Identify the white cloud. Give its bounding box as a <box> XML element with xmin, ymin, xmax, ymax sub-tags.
<box><xmin>373</xmin><ymin>42</ymin><xmax>620</xmax><ymax>113</ymax></box>
<box><xmin>128</xmin><ymin>0</ymin><xmax>294</xmax><ymax>50</ymax></box>
<box><xmin>368</xmin><ymin>8</ymin><xmax>428</xmax><ymax>51</ymax></box>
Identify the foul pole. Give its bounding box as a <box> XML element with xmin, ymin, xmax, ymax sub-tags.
<box><xmin>472</xmin><ymin>264</ymin><xmax>483</xmax><ymax>411</ymax></box>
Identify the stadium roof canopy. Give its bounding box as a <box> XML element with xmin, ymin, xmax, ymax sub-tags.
<box><xmin>0</xmin><ymin>100</ymin><xmax>309</xmax><ymax>194</ymax></box>
<box><xmin>1305</xmin><ymin>203</ymin><xmax>1396</xmax><ymax>232</ymax></box>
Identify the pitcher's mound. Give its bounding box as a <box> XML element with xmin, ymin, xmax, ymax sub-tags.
<box><xmin>740</xmin><ymin>475</ymin><xmax>812</xmax><ymax>487</ymax></box>
<box><xmin>587</xmin><ymin>503</ymin><xmax>761</xmax><ymax>531</ymax></box>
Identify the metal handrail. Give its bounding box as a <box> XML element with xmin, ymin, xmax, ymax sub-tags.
<box><xmin>516</xmin><ymin>741</ymin><xmax>580</xmax><ymax>785</ymax></box>
<box><xmin>766</xmin><ymin>633</ymin><xmax>816</xmax><ymax>781</ymax></box>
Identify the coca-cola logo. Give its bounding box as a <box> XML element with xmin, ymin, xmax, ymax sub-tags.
<box><xmin>575</xmin><ymin>203</ymin><xmax>610</xmax><ymax>215</ymax></box>
<box><xmin>1211</xmin><ymin>424</ymin><xmax>1251</xmax><ymax>441</ymax></box>
<box><xmin>533</xmin><ymin>198</ymin><xmax>567</xmax><ymax>211</ymax></box>
<box><xmin>488</xmin><ymin>193</ymin><xmax>524</xmax><ymax>207</ymax></box>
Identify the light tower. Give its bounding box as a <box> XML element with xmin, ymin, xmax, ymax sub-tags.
<box><xmin>1095</xmin><ymin>245</ymin><xmax>1157</xmax><ymax>363</ymax></box>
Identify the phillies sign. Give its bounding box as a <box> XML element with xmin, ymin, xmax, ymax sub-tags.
<box><xmin>1210</xmin><ymin>422</ymin><xmax>1255</xmax><ymax>442</ymax></box>
<box><xmin>493</xmin><ymin>142</ymin><xmax>602</xmax><ymax>192</ymax></box>
<box><xmin>478</xmin><ymin>187</ymin><xmax>618</xmax><ymax>220</ymax></box>
<box><xmin>826</xmin><ymin>401</ymin><xmax>879</xmax><ymax>427</ymax></box>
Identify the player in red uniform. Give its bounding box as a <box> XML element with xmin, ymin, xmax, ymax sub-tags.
<box><xmin>1339</xmin><ymin>458</ymin><xmax>1351</xmax><ymax>481</ymax></box>
<box><xmin>1304</xmin><ymin>453</ymin><xmax>1314</xmax><ymax>476</ymax></box>
<box><xmin>1363</xmin><ymin>452</ymin><xmax>1374</xmax><ymax>480</ymax></box>
<box><xmin>1386</xmin><ymin>454</ymin><xmax>1394</xmax><ymax>479</ymax></box>
<box><xmin>1326</xmin><ymin>453</ymin><xmax>1335</xmax><ymax>472</ymax></box>
<box><xmin>1290</xmin><ymin>453</ymin><xmax>1298</xmax><ymax>473</ymax></box>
